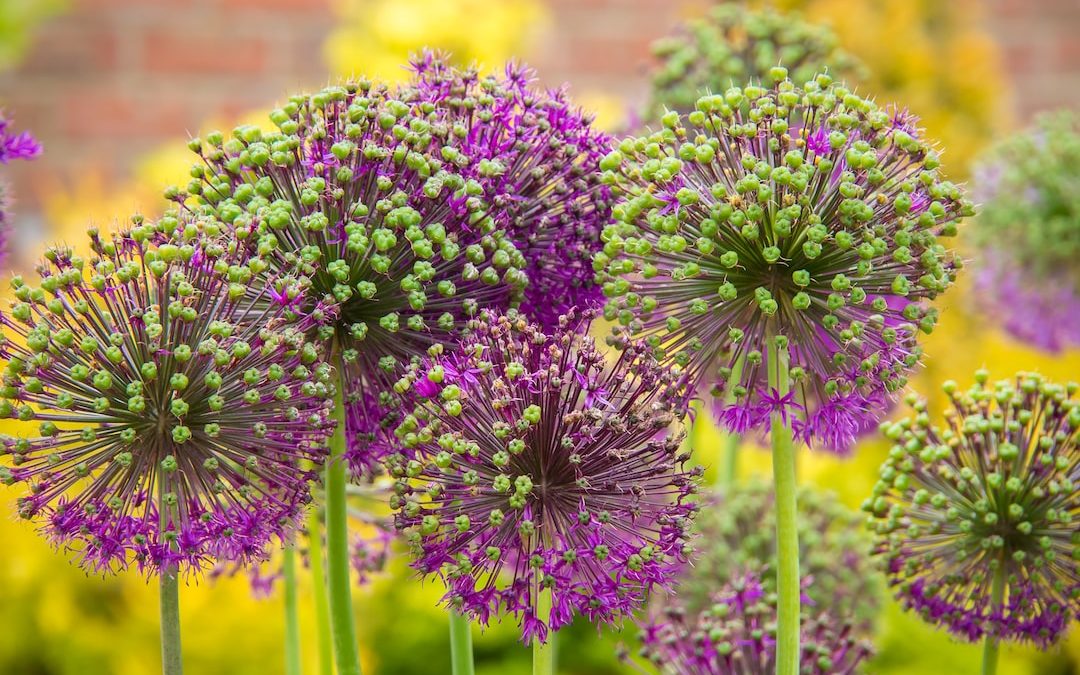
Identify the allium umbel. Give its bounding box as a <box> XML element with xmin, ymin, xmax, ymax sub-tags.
<box><xmin>631</xmin><ymin>572</ymin><xmax>872</xmax><ymax>675</ymax></box>
<box><xmin>648</xmin><ymin>4</ymin><xmax>863</xmax><ymax>119</ymax></box>
<box><xmin>970</xmin><ymin>111</ymin><xmax>1080</xmax><ymax>351</ymax></box>
<box><xmin>864</xmin><ymin>371</ymin><xmax>1080</xmax><ymax>646</ymax></box>
<box><xmin>177</xmin><ymin>80</ymin><xmax>529</xmax><ymax>470</ymax></box>
<box><xmin>686</xmin><ymin>483</ymin><xmax>880</xmax><ymax>630</ymax></box>
<box><xmin>407</xmin><ymin>52</ymin><xmax>614</xmax><ymax>329</ymax></box>
<box><xmin>0</xmin><ymin>221</ymin><xmax>334</xmax><ymax>574</ymax></box>
<box><xmin>597</xmin><ymin>73</ymin><xmax>971</xmax><ymax>452</ymax></box>
<box><xmin>387</xmin><ymin>311</ymin><xmax>698</xmax><ymax>642</ymax></box>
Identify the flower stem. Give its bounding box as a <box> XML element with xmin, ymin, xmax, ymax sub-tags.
<box><xmin>449</xmin><ymin>610</ymin><xmax>476</xmax><ymax>675</ymax></box>
<box><xmin>532</xmin><ymin>587</ymin><xmax>555</xmax><ymax>675</ymax></box>
<box><xmin>283</xmin><ymin>543</ymin><xmax>302</xmax><ymax>675</ymax></box>
<box><xmin>981</xmin><ymin>563</ymin><xmax>1007</xmax><ymax>675</ymax></box>
<box><xmin>326</xmin><ymin>370</ymin><xmax>362</xmax><ymax>675</ymax></box>
<box><xmin>307</xmin><ymin>504</ymin><xmax>334</xmax><ymax>675</ymax></box>
<box><xmin>718</xmin><ymin>356</ymin><xmax>745</xmax><ymax>488</ymax></box>
<box><xmin>768</xmin><ymin>336</ymin><xmax>799</xmax><ymax>675</ymax></box>
<box><xmin>160</xmin><ymin>566</ymin><xmax>183</xmax><ymax>675</ymax></box>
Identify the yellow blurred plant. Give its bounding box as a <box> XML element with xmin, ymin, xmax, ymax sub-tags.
<box><xmin>324</xmin><ymin>0</ymin><xmax>548</xmax><ymax>81</ymax></box>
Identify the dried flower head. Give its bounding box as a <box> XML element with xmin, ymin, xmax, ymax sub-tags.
<box><xmin>649</xmin><ymin>4</ymin><xmax>863</xmax><ymax>119</ymax></box>
<box><xmin>0</xmin><ymin>218</ymin><xmax>334</xmax><ymax>575</ymax></box>
<box><xmin>176</xmin><ymin>80</ymin><xmax>530</xmax><ymax>473</ymax></box>
<box><xmin>407</xmin><ymin>52</ymin><xmax>614</xmax><ymax>329</ymax></box>
<box><xmin>970</xmin><ymin>111</ymin><xmax>1080</xmax><ymax>351</ymax></box>
<box><xmin>864</xmin><ymin>370</ymin><xmax>1080</xmax><ymax>647</ymax></box>
<box><xmin>630</xmin><ymin>571</ymin><xmax>872</xmax><ymax>674</ymax></box>
<box><xmin>597</xmin><ymin>73</ymin><xmax>971</xmax><ymax>453</ymax></box>
<box><xmin>387</xmin><ymin>310</ymin><xmax>698</xmax><ymax>642</ymax></box>
<box><xmin>686</xmin><ymin>482</ymin><xmax>880</xmax><ymax>631</ymax></box>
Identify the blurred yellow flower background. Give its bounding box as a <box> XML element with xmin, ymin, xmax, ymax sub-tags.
<box><xmin>2</xmin><ymin>0</ymin><xmax>1077</xmax><ymax>673</ymax></box>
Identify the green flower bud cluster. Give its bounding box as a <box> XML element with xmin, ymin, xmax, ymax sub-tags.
<box><xmin>864</xmin><ymin>370</ymin><xmax>1080</xmax><ymax>646</ymax></box>
<box><xmin>648</xmin><ymin>4</ymin><xmax>864</xmax><ymax>120</ymax></box>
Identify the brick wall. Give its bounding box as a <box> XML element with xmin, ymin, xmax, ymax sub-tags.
<box><xmin>1</xmin><ymin>0</ymin><xmax>1077</xmax><ymax>232</ymax></box>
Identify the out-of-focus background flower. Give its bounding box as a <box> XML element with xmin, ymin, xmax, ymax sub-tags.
<box><xmin>0</xmin><ymin>0</ymin><xmax>1078</xmax><ymax>673</ymax></box>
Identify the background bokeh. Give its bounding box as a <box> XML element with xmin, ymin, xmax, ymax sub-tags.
<box><xmin>1</xmin><ymin>0</ymin><xmax>1078</xmax><ymax>673</ymax></box>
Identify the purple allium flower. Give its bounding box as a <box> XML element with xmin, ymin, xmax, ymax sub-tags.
<box><xmin>597</xmin><ymin>72</ymin><xmax>972</xmax><ymax>454</ymax></box>
<box><xmin>405</xmin><ymin>52</ymin><xmax>614</xmax><ymax>329</ymax></box>
<box><xmin>0</xmin><ymin>218</ymin><xmax>334</xmax><ymax>575</ymax></box>
<box><xmin>864</xmin><ymin>370</ymin><xmax>1080</xmax><ymax>647</ymax></box>
<box><xmin>685</xmin><ymin>483</ymin><xmax>881</xmax><ymax>632</ymax></box>
<box><xmin>629</xmin><ymin>571</ymin><xmax>872</xmax><ymax>674</ymax></box>
<box><xmin>387</xmin><ymin>310</ymin><xmax>699</xmax><ymax>642</ymax></box>
<box><xmin>175</xmin><ymin>81</ymin><xmax>531</xmax><ymax>474</ymax></box>
<box><xmin>0</xmin><ymin>113</ymin><xmax>42</xmax><ymax>164</ymax></box>
<box><xmin>970</xmin><ymin>111</ymin><xmax>1080</xmax><ymax>352</ymax></box>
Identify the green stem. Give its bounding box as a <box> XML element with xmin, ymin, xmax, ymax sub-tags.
<box><xmin>307</xmin><ymin>505</ymin><xmax>334</xmax><ymax>675</ymax></box>
<box><xmin>449</xmin><ymin>610</ymin><xmax>476</xmax><ymax>675</ymax></box>
<box><xmin>718</xmin><ymin>357</ymin><xmax>745</xmax><ymax>488</ymax></box>
<box><xmin>326</xmin><ymin>371</ymin><xmax>362</xmax><ymax>675</ymax></box>
<box><xmin>768</xmin><ymin>336</ymin><xmax>799</xmax><ymax>675</ymax></box>
<box><xmin>981</xmin><ymin>563</ymin><xmax>1007</xmax><ymax>675</ymax></box>
<box><xmin>532</xmin><ymin>587</ymin><xmax>555</xmax><ymax>675</ymax></box>
<box><xmin>283</xmin><ymin>543</ymin><xmax>302</xmax><ymax>675</ymax></box>
<box><xmin>160</xmin><ymin>566</ymin><xmax>183</xmax><ymax>675</ymax></box>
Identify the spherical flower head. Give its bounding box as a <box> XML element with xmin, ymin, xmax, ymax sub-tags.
<box><xmin>597</xmin><ymin>73</ymin><xmax>972</xmax><ymax>453</ymax></box>
<box><xmin>685</xmin><ymin>482</ymin><xmax>880</xmax><ymax>632</ymax></box>
<box><xmin>175</xmin><ymin>81</ymin><xmax>531</xmax><ymax>475</ymax></box>
<box><xmin>632</xmin><ymin>571</ymin><xmax>872</xmax><ymax>675</ymax></box>
<box><xmin>387</xmin><ymin>310</ymin><xmax>699</xmax><ymax>642</ymax></box>
<box><xmin>648</xmin><ymin>5</ymin><xmax>864</xmax><ymax>120</ymax></box>
<box><xmin>405</xmin><ymin>52</ymin><xmax>614</xmax><ymax>329</ymax></box>
<box><xmin>0</xmin><ymin>218</ymin><xmax>335</xmax><ymax>575</ymax></box>
<box><xmin>864</xmin><ymin>370</ymin><xmax>1080</xmax><ymax>647</ymax></box>
<box><xmin>970</xmin><ymin>111</ymin><xmax>1080</xmax><ymax>351</ymax></box>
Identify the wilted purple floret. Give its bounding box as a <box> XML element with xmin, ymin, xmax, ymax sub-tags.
<box><xmin>387</xmin><ymin>310</ymin><xmax>698</xmax><ymax>642</ymax></box>
<box><xmin>0</xmin><ymin>218</ymin><xmax>334</xmax><ymax>575</ymax></box>
<box><xmin>631</xmin><ymin>571</ymin><xmax>872</xmax><ymax>674</ymax></box>
<box><xmin>597</xmin><ymin>74</ymin><xmax>971</xmax><ymax>455</ymax></box>
<box><xmin>865</xmin><ymin>371</ymin><xmax>1080</xmax><ymax>647</ymax></box>
<box><xmin>406</xmin><ymin>52</ymin><xmax>614</xmax><ymax>330</ymax></box>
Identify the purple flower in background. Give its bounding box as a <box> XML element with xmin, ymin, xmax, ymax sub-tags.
<box><xmin>0</xmin><ymin>219</ymin><xmax>334</xmax><ymax>575</ymax></box>
<box><xmin>0</xmin><ymin>113</ymin><xmax>41</xmax><ymax>268</ymax></box>
<box><xmin>597</xmin><ymin>72</ymin><xmax>971</xmax><ymax>454</ymax></box>
<box><xmin>387</xmin><ymin>310</ymin><xmax>698</xmax><ymax>642</ymax></box>
<box><xmin>406</xmin><ymin>52</ymin><xmax>614</xmax><ymax>330</ymax></box>
<box><xmin>0</xmin><ymin>114</ymin><xmax>41</xmax><ymax>164</ymax></box>
<box><xmin>969</xmin><ymin>111</ymin><xmax>1080</xmax><ymax>352</ymax></box>
<box><xmin>864</xmin><ymin>371</ymin><xmax>1080</xmax><ymax>647</ymax></box>
<box><xmin>628</xmin><ymin>571</ymin><xmax>872</xmax><ymax>674</ymax></box>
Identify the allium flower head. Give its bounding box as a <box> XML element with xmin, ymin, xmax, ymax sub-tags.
<box><xmin>864</xmin><ymin>370</ymin><xmax>1080</xmax><ymax>646</ymax></box>
<box><xmin>0</xmin><ymin>217</ymin><xmax>334</xmax><ymax>575</ymax></box>
<box><xmin>597</xmin><ymin>73</ymin><xmax>971</xmax><ymax>452</ymax></box>
<box><xmin>405</xmin><ymin>52</ymin><xmax>614</xmax><ymax>329</ymax></box>
<box><xmin>686</xmin><ymin>482</ymin><xmax>880</xmax><ymax>631</ymax></box>
<box><xmin>177</xmin><ymin>80</ymin><xmax>531</xmax><ymax>471</ymax></box>
<box><xmin>387</xmin><ymin>310</ymin><xmax>698</xmax><ymax>642</ymax></box>
<box><xmin>648</xmin><ymin>5</ymin><xmax>863</xmax><ymax>120</ymax></box>
<box><xmin>631</xmin><ymin>571</ymin><xmax>872</xmax><ymax>675</ymax></box>
<box><xmin>970</xmin><ymin>111</ymin><xmax>1080</xmax><ymax>351</ymax></box>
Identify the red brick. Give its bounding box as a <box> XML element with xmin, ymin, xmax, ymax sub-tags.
<box><xmin>223</xmin><ymin>0</ymin><xmax>331</xmax><ymax>11</ymax></box>
<box><xmin>21</xmin><ymin>24</ymin><xmax>117</xmax><ymax>75</ymax></box>
<box><xmin>1056</xmin><ymin>37</ymin><xmax>1080</xmax><ymax>68</ymax></box>
<box><xmin>61</xmin><ymin>91</ymin><xmax>139</xmax><ymax>137</ymax></box>
<box><xmin>142</xmin><ymin>29</ymin><xmax>268</xmax><ymax>75</ymax></box>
